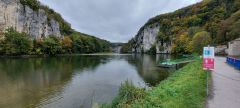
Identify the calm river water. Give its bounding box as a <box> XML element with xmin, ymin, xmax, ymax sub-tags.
<box><xmin>0</xmin><ymin>54</ymin><xmax>175</xmax><ymax>108</ymax></box>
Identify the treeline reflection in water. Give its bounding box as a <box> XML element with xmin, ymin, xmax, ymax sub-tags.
<box><xmin>0</xmin><ymin>54</ymin><xmax>175</xmax><ymax>108</ymax></box>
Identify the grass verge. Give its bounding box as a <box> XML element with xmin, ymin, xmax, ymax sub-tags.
<box><xmin>101</xmin><ymin>59</ymin><xmax>207</xmax><ymax>108</ymax></box>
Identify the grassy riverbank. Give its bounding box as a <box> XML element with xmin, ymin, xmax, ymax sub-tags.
<box><xmin>102</xmin><ymin>59</ymin><xmax>208</xmax><ymax>108</ymax></box>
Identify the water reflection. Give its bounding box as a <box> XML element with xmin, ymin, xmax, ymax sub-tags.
<box><xmin>0</xmin><ymin>54</ymin><xmax>173</xmax><ymax>108</ymax></box>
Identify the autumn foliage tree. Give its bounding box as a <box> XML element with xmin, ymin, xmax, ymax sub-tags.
<box><xmin>191</xmin><ymin>31</ymin><xmax>212</xmax><ymax>54</ymax></box>
<box><xmin>171</xmin><ymin>32</ymin><xmax>191</xmax><ymax>54</ymax></box>
<box><xmin>62</xmin><ymin>36</ymin><xmax>73</xmax><ymax>53</ymax></box>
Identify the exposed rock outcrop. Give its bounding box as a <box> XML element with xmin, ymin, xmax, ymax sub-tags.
<box><xmin>132</xmin><ymin>23</ymin><xmax>171</xmax><ymax>54</ymax></box>
<box><xmin>156</xmin><ymin>41</ymin><xmax>171</xmax><ymax>54</ymax></box>
<box><xmin>0</xmin><ymin>0</ymin><xmax>61</xmax><ymax>38</ymax></box>
<box><xmin>132</xmin><ymin>23</ymin><xmax>159</xmax><ymax>53</ymax></box>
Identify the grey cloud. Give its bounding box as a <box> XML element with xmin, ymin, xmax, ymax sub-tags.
<box><xmin>39</xmin><ymin>0</ymin><xmax>201</xmax><ymax>42</ymax></box>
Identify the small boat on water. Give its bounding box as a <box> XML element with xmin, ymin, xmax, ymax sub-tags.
<box><xmin>157</xmin><ymin>60</ymin><xmax>177</xmax><ymax>68</ymax></box>
<box><xmin>157</xmin><ymin>58</ymin><xmax>195</xmax><ymax>69</ymax></box>
<box><xmin>157</xmin><ymin>64</ymin><xmax>176</xmax><ymax>68</ymax></box>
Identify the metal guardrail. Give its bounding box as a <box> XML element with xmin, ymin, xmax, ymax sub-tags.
<box><xmin>226</xmin><ymin>57</ymin><xmax>240</xmax><ymax>69</ymax></box>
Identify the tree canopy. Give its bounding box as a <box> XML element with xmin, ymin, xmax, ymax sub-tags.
<box><xmin>0</xmin><ymin>28</ymin><xmax>111</xmax><ymax>56</ymax></box>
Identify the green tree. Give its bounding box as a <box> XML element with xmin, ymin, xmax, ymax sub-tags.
<box><xmin>187</xmin><ymin>15</ymin><xmax>202</xmax><ymax>26</ymax></box>
<box><xmin>71</xmin><ymin>34</ymin><xmax>84</xmax><ymax>53</ymax></box>
<box><xmin>3</xmin><ymin>28</ymin><xmax>33</xmax><ymax>55</ymax></box>
<box><xmin>62</xmin><ymin>36</ymin><xmax>73</xmax><ymax>53</ymax></box>
<box><xmin>82</xmin><ymin>37</ymin><xmax>96</xmax><ymax>53</ymax></box>
<box><xmin>171</xmin><ymin>32</ymin><xmax>191</xmax><ymax>54</ymax></box>
<box><xmin>33</xmin><ymin>39</ymin><xmax>44</xmax><ymax>55</ymax></box>
<box><xmin>42</xmin><ymin>36</ymin><xmax>62</xmax><ymax>55</ymax></box>
<box><xmin>188</xmin><ymin>26</ymin><xmax>204</xmax><ymax>38</ymax></box>
<box><xmin>156</xmin><ymin>31</ymin><xmax>169</xmax><ymax>42</ymax></box>
<box><xmin>192</xmin><ymin>31</ymin><xmax>212</xmax><ymax>54</ymax></box>
<box><xmin>227</xmin><ymin>19</ymin><xmax>240</xmax><ymax>40</ymax></box>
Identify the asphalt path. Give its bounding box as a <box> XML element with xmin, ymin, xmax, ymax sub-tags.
<box><xmin>206</xmin><ymin>57</ymin><xmax>240</xmax><ymax>108</ymax></box>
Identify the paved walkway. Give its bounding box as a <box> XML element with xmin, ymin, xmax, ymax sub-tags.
<box><xmin>206</xmin><ymin>57</ymin><xmax>240</xmax><ymax>108</ymax></box>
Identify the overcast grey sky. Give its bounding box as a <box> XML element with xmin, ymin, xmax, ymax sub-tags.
<box><xmin>39</xmin><ymin>0</ymin><xmax>201</xmax><ymax>42</ymax></box>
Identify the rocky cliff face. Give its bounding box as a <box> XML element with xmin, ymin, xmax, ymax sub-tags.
<box><xmin>132</xmin><ymin>23</ymin><xmax>171</xmax><ymax>54</ymax></box>
<box><xmin>156</xmin><ymin>40</ymin><xmax>171</xmax><ymax>54</ymax></box>
<box><xmin>0</xmin><ymin>0</ymin><xmax>61</xmax><ymax>38</ymax></box>
<box><xmin>132</xmin><ymin>23</ymin><xmax>159</xmax><ymax>53</ymax></box>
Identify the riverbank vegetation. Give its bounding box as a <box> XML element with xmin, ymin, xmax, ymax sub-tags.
<box><xmin>171</xmin><ymin>30</ymin><xmax>212</xmax><ymax>54</ymax></box>
<box><xmin>0</xmin><ymin>28</ymin><xmax>111</xmax><ymax>56</ymax></box>
<box><xmin>102</xmin><ymin>59</ymin><xmax>207</xmax><ymax>108</ymax></box>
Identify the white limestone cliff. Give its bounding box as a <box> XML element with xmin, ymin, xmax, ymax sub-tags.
<box><xmin>0</xmin><ymin>0</ymin><xmax>61</xmax><ymax>39</ymax></box>
<box><xmin>132</xmin><ymin>23</ymin><xmax>172</xmax><ymax>54</ymax></box>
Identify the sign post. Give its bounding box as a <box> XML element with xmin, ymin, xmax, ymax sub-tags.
<box><xmin>203</xmin><ymin>46</ymin><xmax>215</xmax><ymax>70</ymax></box>
<box><xmin>203</xmin><ymin>46</ymin><xmax>215</xmax><ymax>96</ymax></box>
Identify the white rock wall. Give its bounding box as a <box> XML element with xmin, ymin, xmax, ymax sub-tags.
<box><xmin>132</xmin><ymin>23</ymin><xmax>159</xmax><ymax>53</ymax></box>
<box><xmin>156</xmin><ymin>41</ymin><xmax>171</xmax><ymax>54</ymax></box>
<box><xmin>132</xmin><ymin>23</ymin><xmax>172</xmax><ymax>54</ymax></box>
<box><xmin>0</xmin><ymin>0</ymin><xmax>61</xmax><ymax>39</ymax></box>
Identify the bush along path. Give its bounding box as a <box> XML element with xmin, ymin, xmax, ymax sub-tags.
<box><xmin>101</xmin><ymin>58</ymin><xmax>208</xmax><ymax>108</ymax></box>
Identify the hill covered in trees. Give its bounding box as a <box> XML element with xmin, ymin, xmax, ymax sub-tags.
<box><xmin>0</xmin><ymin>0</ymin><xmax>111</xmax><ymax>55</ymax></box>
<box><xmin>121</xmin><ymin>0</ymin><xmax>240</xmax><ymax>54</ymax></box>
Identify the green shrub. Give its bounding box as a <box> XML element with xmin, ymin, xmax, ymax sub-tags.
<box><xmin>102</xmin><ymin>81</ymin><xmax>146</xmax><ymax>108</ymax></box>
<box><xmin>191</xmin><ymin>31</ymin><xmax>212</xmax><ymax>54</ymax></box>
<box><xmin>157</xmin><ymin>31</ymin><xmax>169</xmax><ymax>42</ymax></box>
<box><xmin>147</xmin><ymin>44</ymin><xmax>156</xmax><ymax>54</ymax></box>
<box><xmin>188</xmin><ymin>27</ymin><xmax>204</xmax><ymax>38</ymax></box>
<box><xmin>2</xmin><ymin>28</ymin><xmax>33</xmax><ymax>55</ymax></box>
<box><xmin>62</xmin><ymin>36</ymin><xmax>73</xmax><ymax>54</ymax></box>
<box><xmin>42</xmin><ymin>36</ymin><xmax>62</xmax><ymax>55</ymax></box>
<box><xmin>33</xmin><ymin>39</ymin><xmax>45</xmax><ymax>55</ymax></box>
<box><xmin>171</xmin><ymin>32</ymin><xmax>191</xmax><ymax>54</ymax></box>
<box><xmin>20</xmin><ymin>0</ymin><xmax>40</xmax><ymax>11</ymax></box>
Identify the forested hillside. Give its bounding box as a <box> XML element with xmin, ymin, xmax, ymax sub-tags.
<box><xmin>121</xmin><ymin>0</ymin><xmax>240</xmax><ymax>54</ymax></box>
<box><xmin>0</xmin><ymin>0</ymin><xmax>111</xmax><ymax>55</ymax></box>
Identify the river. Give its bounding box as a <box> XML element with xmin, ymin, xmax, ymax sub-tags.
<box><xmin>0</xmin><ymin>54</ymin><xmax>176</xmax><ymax>108</ymax></box>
